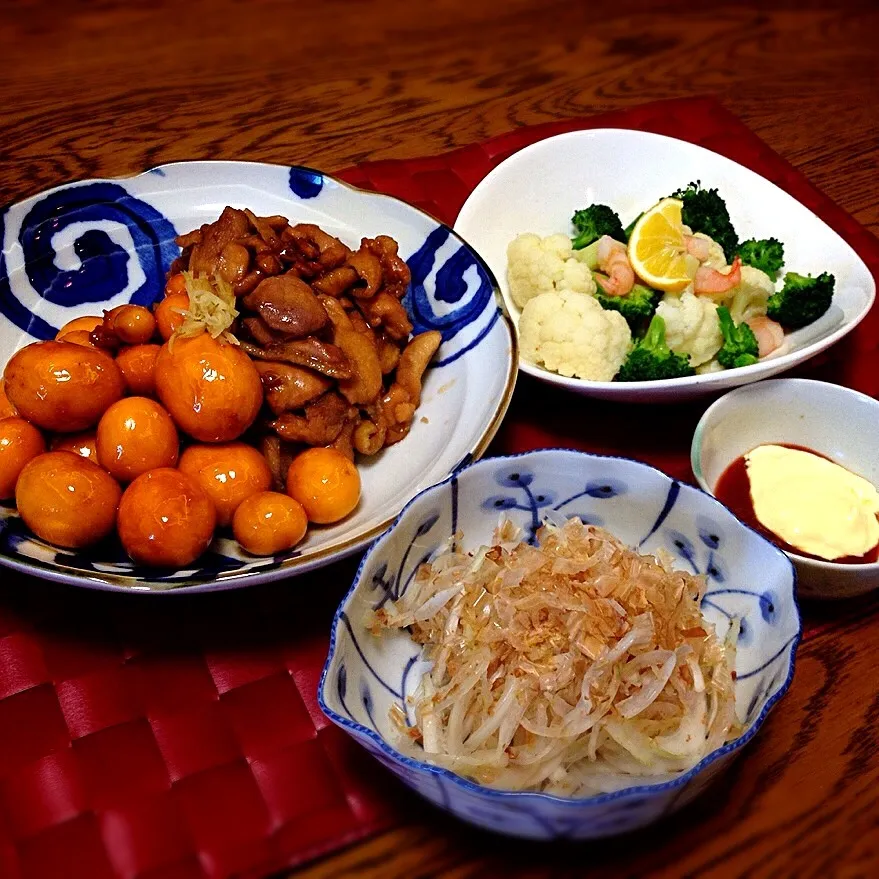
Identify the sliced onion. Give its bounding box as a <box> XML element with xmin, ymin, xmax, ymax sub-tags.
<box><xmin>374</xmin><ymin>516</ymin><xmax>736</xmax><ymax>795</ymax></box>
<box><xmin>616</xmin><ymin>652</ymin><xmax>677</xmax><ymax>718</ymax></box>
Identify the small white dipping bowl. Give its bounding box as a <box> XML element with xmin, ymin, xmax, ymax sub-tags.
<box><xmin>692</xmin><ymin>378</ymin><xmax>879</xmax><ymax>599</ymax></box>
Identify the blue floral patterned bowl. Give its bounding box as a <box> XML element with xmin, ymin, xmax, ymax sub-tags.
<box><xmin>0</xmin><ymin>162</ymin><xmax>516</xmax><ymax>592</ymax></box>
<box><xmin>319</xmin><ymin>448</ymin><xmax>800</xmax><ymax>839</ymax></box>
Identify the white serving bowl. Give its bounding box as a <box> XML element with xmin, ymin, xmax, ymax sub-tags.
<box><xmin>454</xmin><ymin>128</ymin><xmax>875</xmax><ymax>402</ymax></box>
<box><xmin>319</xmin><ymin>448</ymin><xmax>800</xmax><ymax>839</ymax></box>
<box><xmin>692</xmin><ymin>378</ymin><xmax>879</xmax><ymax>599</ymax></box>
<box><xmin>0</xmin><ymin>162</ymin><xmax>516</xmax><ymax>593</ymax></box>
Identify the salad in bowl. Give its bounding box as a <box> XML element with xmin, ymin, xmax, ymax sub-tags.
<box><xmin>509</xmin><ymin>185</ymin><xmax>835</xmax><ymax>383</ymax></box>
<box><xmin>455</xmin><ymin>129</ymin><xmax>875</xmax><ymax>402</ymax></box>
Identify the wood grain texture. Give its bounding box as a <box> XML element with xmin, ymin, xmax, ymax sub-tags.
<box><xmin>1</xmin><ymin>1</ymin><xmax>878</xmax><ymax>877</ymax></box>
<box><xmin>1</xmin><ymin>0</ymin><xmax>878</xmax><ymax>236</ymax></box>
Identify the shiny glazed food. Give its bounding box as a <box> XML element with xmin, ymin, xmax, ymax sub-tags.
<box><xmin>154</xmin><ymin>333</ymin><xmax>263</xmax><ymax>443</ymax></box>
<box><xmin>56</xmin><ymin>315</ymin><xmax>103</xmax><ymax>341</ymax></box>
<box><xmin>96</xmin><ymin>397</ymin><xmax>180</xmax><ymax>482</ymax></box>
<box><xmin>115</xmin><ymin>344</ymin><xmax>161</xmax><ymax>396</ymax></box>
<box><xmin>286</xmin><ymin>447</ymin><xmax>361</xmax><ymax>524</ymax></box>
<box><xmin>232</xmin><ymin>491</ymin><xmax>308</xmax><ymax>555</ymax></box>
<box><xmin>0</xmin><ymin>417</ymin><xmax>47</xmax><ymax>498</ymax></box>
<box><xmin>170</xmin><ymin>207</ymin><xmax>441</xmax><ymax>466</ymax></box>
<box><xmin>50</xmin><ymin>431</ymin><xmax>99</xmax><ymax>464</ymax></box>
<box><xmin>15</xmin><ymin>451</ymin><xmax>122</xmax><ymax>548</ymax></box>
<box><xmin>117</xmin><ymin>468</ymin><xmax>216</xmax><ymax>567</ymax></box>
<box><xmin>0</xmin><ymin>381</ymin><xmax>16</xmax><ymax>418</ymax></box>
<box><xmin>0</xmin><ymin>208</ymin><xmax>441</xmax><ymax>570</ymax></box>
<box><xmin>178</xmin><ymin>442</ymin><xmax>272</xmax><ymax>527</ymax></box>
<box><xmin>4</xmin><ymin>341</ymin><xmax>125</xmax><ymax>432</ymax></box>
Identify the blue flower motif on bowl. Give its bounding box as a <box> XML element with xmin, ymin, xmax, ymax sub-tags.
<box><xmin>319</xmin><ymin>448</ymin><xmax>800</xmax><ymax>840</ymax></box>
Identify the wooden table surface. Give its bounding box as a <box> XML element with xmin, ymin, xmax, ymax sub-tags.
<box><xmin>2</xmin><ymin>1</ymin><xmax>879</xmax><ymax>877</ymax></box>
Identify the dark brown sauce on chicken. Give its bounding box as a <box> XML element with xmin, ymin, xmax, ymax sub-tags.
<box><xmin>714</xmin><ymin>444</ymin><xmax>879</xmax><ymax>565</ymax></box>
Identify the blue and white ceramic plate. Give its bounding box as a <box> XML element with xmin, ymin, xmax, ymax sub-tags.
<box><xmin>0</xmin><ymin>162</ymin><xmax>517</xmax><ymax>593</ymax></box>
<box><xmin>320</xmin><ymin>449</ymin><xmax>800</xmax><ymax>839</ymax></box>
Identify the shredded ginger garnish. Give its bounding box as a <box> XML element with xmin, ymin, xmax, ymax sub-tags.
<box><xmin>174</xmin><ymin>271</ymin><xmax>239</xmax><ymax>345</ymax></box>
<box><xmin>373</xmin><ymin>517</ymin><xmax>740</xmax><ymax>796</ymax></box>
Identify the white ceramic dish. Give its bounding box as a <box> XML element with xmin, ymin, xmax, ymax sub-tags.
<box><xmin>320</xmin><ymin>448</ymin><xmax>800</xmax><ymax>839</ymax></box>
<box><xmin>454</xmin><ymin>129</ymin><xmax>875</xmax><ymax>402</ymax></box>
<box><xmin>692</xmin><ymin>378</ymin><xmax>879</xmax><ymax>599</ymax></box>
<box><xmin>0</xmin><ymin>162</ymin><xmax>516</xmax><ymax>593</ymax></box>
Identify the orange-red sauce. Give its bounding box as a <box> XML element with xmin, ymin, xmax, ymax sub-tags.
<box><xmin>714</xmin><ymin>444</ymin><xmax>879</xmax><ymax>564</ymax></box>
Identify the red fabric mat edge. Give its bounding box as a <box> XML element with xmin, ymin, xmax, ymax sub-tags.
<box><xmin>0</xmin><ymin>97</ymin><xmax>876</xmax><ymax>879</ymax></box>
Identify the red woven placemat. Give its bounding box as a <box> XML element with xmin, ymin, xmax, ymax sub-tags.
<box><xmin>1</xmin><ymin>97</ymin><xmax>877</xmax><ymax>879</ymax></box>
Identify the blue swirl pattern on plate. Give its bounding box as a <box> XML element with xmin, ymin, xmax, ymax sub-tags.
<box><xmin>319</xmin><ymin>449</ymin><xmax>800</xmax><ymax>840</ymax></box>
<box><xmin>0</xmin><ymin>162</ymin><xmax>515</xmax><ymax>592</ymax></box>
<box><xmin>405</xmin><ymin>227</ymin><xmax>500</xmax><ymax>366</ymax></box>
<box><xmin>1</xmin><ymin>182</ymin><xmax>178</xmax><ymax>337</ymax></box>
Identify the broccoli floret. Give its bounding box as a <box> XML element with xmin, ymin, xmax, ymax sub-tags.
<box><xmin>671</xmin><ymin>181</ymin><xmax>739</xmax><ymax>262</ymax></box>
<box><xmin>571</xmin><ymin>204</ymin><xmax>625</xmax><ymax>250</ymax></box>
<box><xmin>594</xmin><ymin>283</ymin><xmax>660</xmax><ymax>332</ymax></box>
<box><xmin>738</xmin><ymin>238</ymin><xmax>785</xmax><ymax>280</ymax></box>
<box><xmin>766</xmin><ymin>271</ymin><xmax>835</xmax><ymax>328</ymax></box>
<box><xmin>716</xmin><ymin>306</ymin><xmax>759</xmax><ymax>369</ymax></box>
<box><xmin>616</xmin><ymin>314</ymin><xmax>694</xmax><ymax>382</ymax></box>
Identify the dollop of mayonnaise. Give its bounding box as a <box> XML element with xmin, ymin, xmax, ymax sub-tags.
<box><xmin>745</xmin><ymin>444</ymin><xmax>879</xmax><ymax>560</ymax></box>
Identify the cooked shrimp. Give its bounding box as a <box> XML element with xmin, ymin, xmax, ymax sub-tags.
<box><xmin>694</xmin><ymin>256</ymin><xmax>742</xmax><ymax>299</ymax></box>
<box><xmin>685</xmin><ymin>235</ymin><xmax>712</xmax><ymax>262</ymax></box>
<box><xmin>595</xmin><ymin>236</ymin><xmax>635</xmax><ymax>297</ymax></box>
<box><xmin>746</xmin><ymin>315</ymin><xmax>785</xmax><ymax>358</ymax></box>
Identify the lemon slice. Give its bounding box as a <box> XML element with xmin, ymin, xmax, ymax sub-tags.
<box><xmin>627</xmin><ymin>198</ymin><xmax>696</xmax><ymax>293</ymax></box>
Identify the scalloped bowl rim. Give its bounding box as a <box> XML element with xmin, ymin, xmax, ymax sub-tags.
<box><xmin>319</xmin><ymin>447</ymin><xmax>801</xmax><ymax>806</ymax></box>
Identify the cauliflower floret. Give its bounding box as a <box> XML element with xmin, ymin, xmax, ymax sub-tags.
<box><xmin>696</xmin><ymin>358</ymin><xmax>725</xmax><ymax>375</ymax></box>
<box><xmin>728</xmin><ymin>265</ymin><xmax>776</xmax><ymax>324</ymax></box>
<box><xmin>655</xmin><ymin>290</ymin><xmax>722</xmax><ymax>367</ymax></box>
<box><xmin>518</xmin><ymin>289</ymin><xmax>631</xmax><ymax>381</ymax></box>
<box><xmin>507</xmin><ymin>233</ymin><xmax>597</xmax><ymax>308</ymax></box>
<box><xmin>693</xmin><ymin>233</ymin><xmax>726</xmax><ymax>270</ymax></box>
<box><xmin>558</xmin><ymin>256</ymin><xmax>596</xmax><ymax>296</ymax></box>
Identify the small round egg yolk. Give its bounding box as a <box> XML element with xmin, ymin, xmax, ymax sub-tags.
<box><xmin>0</xmin><ymin>417</ymin><xmax>47</xmax><ymax>499</ymax></box>
<box><xmin>116</xmin><ymin>344</ymin><xmax>161</xmax><ymax>396</ymax></box>
<box><xmin>108</xmin><ymin>305</ymin><xmax>157</xmax><ymax>345</ymax></box>
<box><xmin>15</xmin><ymin>451</ymin><xmax>121</xmax><ymax>548</ymax></box>
<box><xmin>117</xmin><ymin>468</ymin><xmax>216</xmax><ymax>567</ymax></box>
<box><xmin>50</xmin><ymin>431</ymin><xmax>98</xmax><ymax>464</ymax></box>
<box><xmin>56</xmin><ymin>315</ymin><xmax>103</xmax><ymax>341</ymax></box>
<box><xmin>0</xmin><ymin>381</ymin><xmax>17</xmax><ymax>419</ymax></box>
<box><xmin>178</xmin><ymin>443</ymin><xmax>272</xmax><ymax>527</ymax></box>
<box><xmin>96</xmin><ymin>397</ymin><xmax>179</xmax><ymax>482</ymax></box>
<box><xmin>285</xmin><ymin>447</ymin><xmax>361</xmax><ymax>524</ymax></box>
<box><xmin>232</xmin><ymin>491</ymin><xmax>308</xmax><ymax>555</ymax></box>
<box><xmin>155</xmin><ymin>292</ymin><xmax>190</xmax><ymax>341</ymax></box>
<box><xmin>3</xmin><ymin>340</ymin><xmax>125</xmax><ymax>433</ymax></box>
<box><xmin>58</xmin><ymin>329</ymin><xmax>99</xmax><ymax>349</ymax></box>
<box><xmin>165</xmin><ymin>273</ymin><xmax>188</xmax><ymax>297</ymax></box>
<box><xmin>154</xmin><ymin>332</ymin><xmax>263</xmax><ymax>443</ymax></box>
